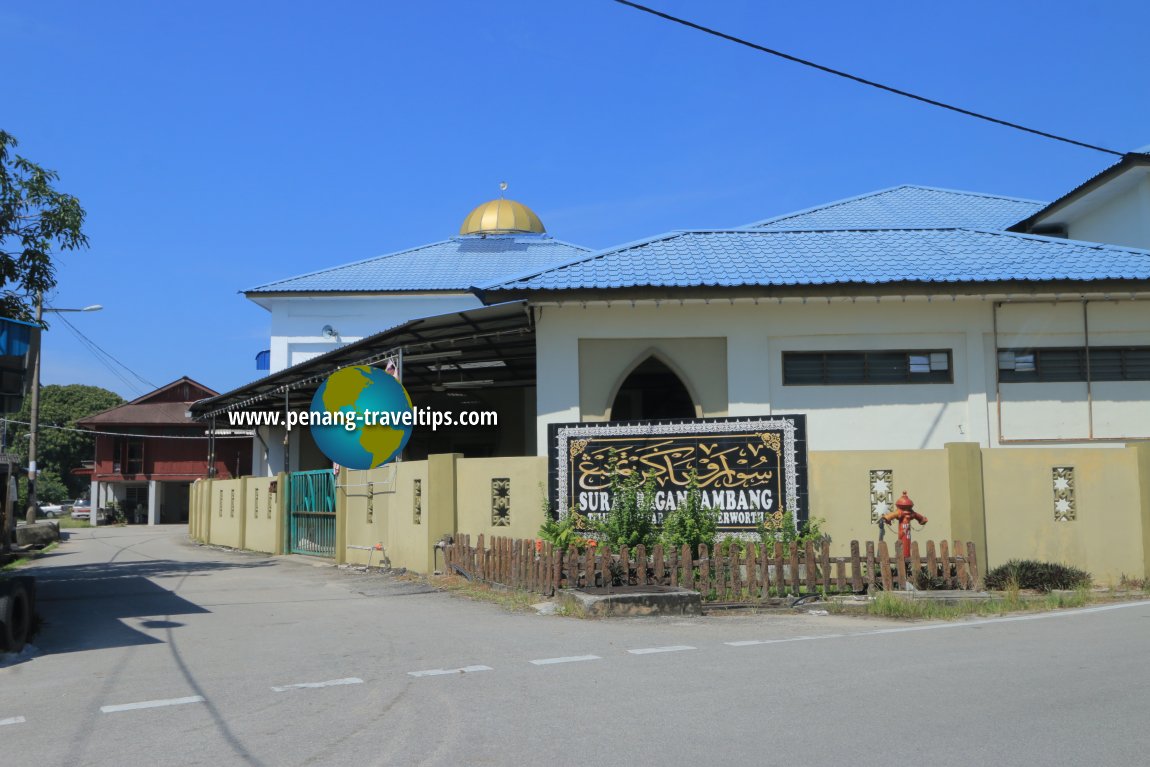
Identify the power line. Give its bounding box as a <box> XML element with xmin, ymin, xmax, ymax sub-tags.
<box><xmin>58</xmin><ymin>322</ymin><xmax>143</xmax><ymax>396</ymax></box>
<box><xmin>54</xmin><ymin>312</ymin><xmax>158</xmax><ymax>392</ymax></box>
<box><xmin>613</xmin><ymin>0</ymin><xmax>1126</xmax><ymax>157</ymax></box>
<box><xmin>51</xmin><ymin>312</ymin><xmax>142</xmax><ymax>394</ymax></box>
<box><xmin>1</xmin><ymin>418</ymin><xmax>251</xmax><ymax>440</ymax></box>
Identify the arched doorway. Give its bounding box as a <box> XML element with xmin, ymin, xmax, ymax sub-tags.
<box><xmin>610</xmin><ymin>356</ymin><xmax>697</xmax><ymax>421</ymax></box>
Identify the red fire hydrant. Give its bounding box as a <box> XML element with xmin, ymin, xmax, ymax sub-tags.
<box><xmin>881</xmin><ymin>491</ymin><xmax>927</xmax><ymax>558</ymax></box>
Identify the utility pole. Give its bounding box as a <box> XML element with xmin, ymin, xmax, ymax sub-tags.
<box><xmin>23</xmin><ymin>296</ymin><xmax>101</xmax><ymax>525</ymax></box>
<box><xmin>25</xmin><ymin>292</ymin><xmax>43</xmax><ymax>524</ymax></box>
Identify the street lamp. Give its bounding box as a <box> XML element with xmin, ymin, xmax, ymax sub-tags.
<box><xmin>24</xmin><ymin>292</ymin><xmax>102</xmax><ymax>524</ymax></box>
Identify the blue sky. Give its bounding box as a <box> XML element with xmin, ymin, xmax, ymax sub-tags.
<box><xmin>4</xmin><ymin>0</ymin><xmax>1148</xmax><ymax>400</ymax></box>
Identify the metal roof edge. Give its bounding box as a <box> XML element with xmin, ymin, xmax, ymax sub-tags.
<box><xmin>742</xmin><ymin>184</ymin><xmax>1047</xmax><ymax>229</ymax></box>
<box><xmin>473</xmin><ymin>231</ymin><xmax>693</xmax><ymax>299</ymax></box>
<box><xmin>243</xmin><ymin>235</ymin><xmax>592</xmax><ymax>296</ymax></box>
<box><xmin>1008</xmin><ymin>153</ymin><xmax>1150</xmax><ymax>233</ymax></box>
<box><xmin>962</xmin><ymin>226</ymin><xmax>1150</xmax><ymax>256</ymax></box>
<box><xmin>0</xmin><ymin>315</ymin><xmax>41</xmax><ymax>328</ymax></box>
<box><xmin>243</xmin><ymin>237</ymin><xmax>457</xmax><ymax>294</ymax></box>
<box><xmin>481</xmin><ymin>281</ymin><xmax>1150</xmax><ymax>303</ymax></box>
<box><xmin>740</xmin><ymin>185</ymin><xmax>910</xmax><ymax>228</ymax></box>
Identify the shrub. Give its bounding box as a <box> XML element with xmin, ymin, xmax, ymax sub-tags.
<box><xmin>596</xmin><ymin>454</ymin><xmax>659</xmax><ymax>551</ymax></box>
<box><xmin>757</xmin><ymin>509</ymin><xmax>826</xmax><ymax>552</ymax></box>
<box><xmin>984</xmin><ymin>559</ymin><xmax>1092</xmax><ymax>592</ymax></box>
<box><xmin>913</xmin><ymin>567</ymin><xmax>951</xmax><ymax>591</ymax></box>
<box><xmin>716</xmin><ymin>536</ymin><xmax>748</xmax><ymax>557</ymax></box>
<box><xmin>659</xmin><ymin>469</ymin><xmax>718</xmax><ymax>559</ymax></box>
<box><xmin>537</xmin><ymin>485</ymin><xmax>598</xmax><ymax>551</ymax></box>
<box><xmin>538</xmin><ymin>512</ymin><xmax>581</xmax><ymax>550</ymax></box>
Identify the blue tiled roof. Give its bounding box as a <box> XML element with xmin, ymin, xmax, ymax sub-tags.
<box><xmin>482</xmin><ymin>228</ymin><xmax>1150</xmax><ymax>292</ymax></box>
<box><xmin>246</xmin><ymin>235</ymin><xmax>589</xmax><ymax>293</ymax></box>
<box><xmin>747</xmin><ymin>186</ymin><xmax>1046</xmax><ymax>231</ymax></box>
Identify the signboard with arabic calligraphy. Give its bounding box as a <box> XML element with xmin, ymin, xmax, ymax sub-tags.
<box><xmin>549</xmin><ymin>416</ymin><xmax>808</xmax><ymax>533</ymax></box>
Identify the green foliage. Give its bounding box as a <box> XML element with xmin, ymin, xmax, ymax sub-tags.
<box><xmin>659</xmin><ymin>468</ymin><xmax>717</xmax><ymax>559</ymax></box>
<box><xmin>537</xmin><ymin>487</ymin><xmax>596</xmax><ymax>551</ymax></box>
<box><xmin>757</xmin><ymin>509</ymin><xmax>826</xmax><ymax>552</ymax></box>
<box><xmin>538</xmin><ymin>511</ymin><xmax>586</xmax><ymax>551</ymax></box>
<box><xmin>913</xmin><ymin>567</ymin><xmax>951</xmax><ymax>591</ymax></box>
<box><xmin>607</xmin><ymin>557</ymin><xmax>627</xmax><ymax>587</ymax></box>
<box><xmin>716</xmin><ymin>535</ymin><xmax>748</xmax><ymax>557</ymax></box>
<box><xmin>984</xmin><ymin>559</ymin><xmax>1092</xmax><ymax>592</ymax></box>
<box><xmin>7</xmin><ymin>384</ymin><xmax>124</xmax><ymax>499</ymax></box>
<box><xmin>597</xmin><ymin>452</ymin><xmax>658</xmax><ymax>551</ymax></box>
<box><xmin>866</xmin><ymin>585</ymin><xmax>1091</xmax><ymax>620</ymax></box>
<box><xmin>0</xmin><ymin>130</ymin><xmax>88</xmax><ymax>320</ymax></box>
<box><xmin>20</xmin><ymin>467</ymin><xmax>68</xmax><ymax>505</ymax></box>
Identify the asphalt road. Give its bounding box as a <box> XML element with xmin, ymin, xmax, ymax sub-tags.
<box><xmin>2</xmin><ymin>526</ymin><xmax>1148</xmax><ymax>767</ymax></box>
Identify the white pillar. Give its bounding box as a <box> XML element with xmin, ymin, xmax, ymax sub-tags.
<box><xmin>964</xmin><ymin>324</ymin><xmax>992</xmax><ymax>448</ymax></box>
<box><xmin>147</xmin><ymin>480</ymin><xmax>158</xmax><ymax>526</ymax></box>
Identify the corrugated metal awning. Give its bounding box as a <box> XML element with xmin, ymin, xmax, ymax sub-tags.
<box><xmin>190</xmin><ymin>301</ymin><xmax>534</xmax><ymax>419</ymax></box>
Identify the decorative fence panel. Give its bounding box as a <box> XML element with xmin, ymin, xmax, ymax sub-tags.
<box><xmin>287</xmin><ymin>469</ymin><xmax>337</xmax><ymax>557</ymax></box>
<box><xmin>443</xmin><ymin>536</ymin><xmax>981</xmax><ymax>602</ymax></box>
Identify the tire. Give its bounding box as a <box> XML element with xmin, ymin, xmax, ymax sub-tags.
<box><xmin>0</xmin><ymin>581</ymin><xmax>32</xmax><ymax>653</ymax></box>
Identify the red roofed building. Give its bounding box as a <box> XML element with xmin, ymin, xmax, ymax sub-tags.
<box><xmin>76</xmin><ymin>377</ymin><xmax>250</xmax><ymax>524</ymax></box>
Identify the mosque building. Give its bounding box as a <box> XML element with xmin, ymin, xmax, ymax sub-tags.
<box><xmin>202</xmin><ymin>154</ymin><xmax>1150</xmax><ymax>466</ymax></box>
<box><xmin>188</xmin><ymin>155</ymin><xmax>1150</xmax><ymax>579</ymax></box>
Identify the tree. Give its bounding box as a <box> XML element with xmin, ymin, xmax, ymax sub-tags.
<box><xmin>7</xmin><ymin>384</ymin><xmax>123</xmax><ymax>504</ymax></box>
<box><xmin>0</xmin><ymin>130</ymin><xmax>88</xmax><ymax>321</ymax></box>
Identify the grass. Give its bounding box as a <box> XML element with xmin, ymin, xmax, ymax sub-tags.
<box><xmin>1116</xmin><ymin>574</ymin><xmax>1150</xmax><ymax>592</ymax></box>
<box><xmin>1</xmin><ymin>541</ymin><xmax>60</xmax><ymax>571</ymax></box>
<box><xmin>857</xmin><ymin>583</ymin><xmax>1094</xmax><ymax>620</ymax></box>
<box><xmin>429</xmin><ymin>574</ymin><xmax>545</xmax><ymax>613</ymax></box>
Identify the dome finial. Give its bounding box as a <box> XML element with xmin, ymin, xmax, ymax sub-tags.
<box><xmin>460</xmin><ymin>192</ymin><xmax>545</xmax><ymax>235</ymax></box>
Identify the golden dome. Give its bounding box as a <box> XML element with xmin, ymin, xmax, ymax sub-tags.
<box><xmin>459</xmin><ymin>198</ymin><xmax>545</xmax><ymax>235</ymax></box>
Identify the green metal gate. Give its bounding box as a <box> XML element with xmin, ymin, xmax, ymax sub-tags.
<box><xmin>287</xmin><ymin>469</ymin><xmax>336</xmax><ymax>557</ymax></box>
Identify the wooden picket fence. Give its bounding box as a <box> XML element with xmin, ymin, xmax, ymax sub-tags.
<box><xmin>442</xmin><ymin>535</ymin><xmax>981</xmax><ymax>602</ymax></box>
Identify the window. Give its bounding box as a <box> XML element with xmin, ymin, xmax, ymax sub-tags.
<box><xmin>126</xmin><ymin>439</ymin><xmax>144</xmax><ymax>475</ymax></box>
<box><xmin>997</xmin><ymin>347</ymin><xmax>1150</xmax><ymax>383</ymax></box>
<box><xmin>782</xmin><ymin>350</ymin><xmax>952</xmax><ymax>385</ymax></box>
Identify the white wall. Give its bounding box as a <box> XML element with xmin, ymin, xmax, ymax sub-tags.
<box><xmin>995</xmin><ymin>300</ymin><xmax>1150</xmax><ymax>440</ymax></box>
<box><xmin>534</xmin><ymin>297</ymin><xmax>1150</xmax><ymax>453</ymax></box>
<box><xmin>261</xmin><ymin>293</ymin><xmax>484</xmax><ymax>372</ymax></box>
<box><xmin>1065</xmin><ymin>175</ymin><xmax>1150</xmax><ymax>250</ymax></box>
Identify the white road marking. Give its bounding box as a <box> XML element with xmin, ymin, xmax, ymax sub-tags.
<box><xmin>408</xmin><ymin>665</ymin><xmax>493</xmax><ymax>677</ymax></box>
<box><xmin>722</xmin><ymin>601</ymin><xmax>1150</xmax><ymax>648</ymax></box>
<box><xmin>628</xmin><ymin>645</ymin><xmax>696</xmax><ymax>655</ymax></box>
<box><xmin>100</xmin><ymin>696</ymin><xmax>205</xmax><ymax>713</ymax></box>
<box><xmin>271</xmin><ymin>677</ymin><xmax>364</xmax><ymax>692</ymax></box>
<box><xmin>0</xmin><ymin>716</ymin><xmax>26</xmax><ymax>726</ymax></box>
<box><xmin>725</xmin><ymin>635</ymin><xmax>814</xmax><ymax>646</ymax></box>
<box><xmin>726</xmin><ymin>634</ymin><xmax>841</xmax><ymax>646</ymax></box>
<box><xmin>855</xmin><ymin>600</ymin><xmax>1149</xmax><ymax>635</ymax></box>
<box><xmin>529</xmin><ymin>655</ymin><xmax>601</xmax><ymax>666</ymax></box>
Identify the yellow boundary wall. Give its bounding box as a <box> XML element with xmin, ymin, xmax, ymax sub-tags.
<box><xmin>190</xmin><ymin>443</ymin><xmax>1150</xmax><ymax>581</ymax></box>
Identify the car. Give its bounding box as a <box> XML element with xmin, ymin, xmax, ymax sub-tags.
<box><xmin>38</xmin><ymin>503</ymin><xmax>66</xmax><ymax>518</ymax></box>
